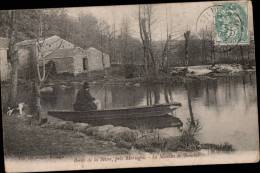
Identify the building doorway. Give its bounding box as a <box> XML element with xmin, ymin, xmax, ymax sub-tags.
<box><xmin>83</xmin><ymin>57</ymin><xmax>88</xmax><ymax>71</ymax></box>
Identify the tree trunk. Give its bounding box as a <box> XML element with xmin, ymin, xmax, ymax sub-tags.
<box><xmin>8</xmin><ymin>10</ymin><xmax>18</xmax><ymax>107</ymax></box>
<box><xmin>30</xmin><ymin>45</ymin><xmax>41</xmax><ymax>121</ymax></box>
<box><xmin>10</xmin><ymin>55</ymin><xmax>18</xmax><ymax>107</ymax></box>
<box><xmin>201</xmin><ymin>30</ymin><xmax>207</xmax><ymax>65</ymax></box>
<box><xmin>138</xmin><ymin>5</ymin><xmax>158</xmax><ymax>78</ymax></box>
<box><xmin>33</xmin><ymin>82</ymin><xmax>41</xmax><ymax>121</ymax></box>
<box><xmin>99</xmin><ymin>30</ymin><xmax>107</xmax><ymax>78</ymax></box>
<box><xmin>210</xmin><ymin>32</ymin><xmax>215</xmax><ymax>66</ymax></box>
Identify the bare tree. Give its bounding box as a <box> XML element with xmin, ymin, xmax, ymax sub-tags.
<box><xmin>107</xmin><ymin>20</ymin><xmax>116</xmax><ymax>65</ymax></box>
<box><xmin>200</xmin><ymin>28</ymin><xmax>207</xmax><ymax>64</ymax></box>
<box><xmin>31</xmin><ymin>10</ymin><xmax>64</xmax><ymax>121</ymax></box>
<box><xmin>98</xmin><ymin>20</ymin><xmax>110</xmax><ymax>77</ymax></box>
<box><xmin>161</xmin><ymin>35</ymin><xmax>172</xmax><ymax>72</ymax></box>
<box><xmin>161</xmin><ymin>6</ymin><xmax>172</xmax><ymax>73</ymax></box>
<box><xmin>209</xmin><ymin>30</ymin><xmax>215</xmax><ymax>65</ymax></box>
<box><xmin>138</xmin><ymin>5</ymin><xmax>158</xmax><ymax>77</ymax></box>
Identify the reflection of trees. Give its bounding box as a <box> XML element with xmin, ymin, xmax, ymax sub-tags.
<box><xmin>146</xmin><ymin>85</ymin><xmax>161</xmax><ymax>105</ymax></box>
<box><xmin>205</xmin><ymin>80</ymin><xmax>210</xmax><ymax>106</ymax></box>
<box><xmin>189</xmin><ymin>80</ymin><xmax>203</xmax><ymax>98</ymax></box>
<box><xmin>249</xmin><ymin>72</ymin><xmax>254</xmax><ymax>86</ymax></box>
<box><xmin>110</xmin><ymin>86</ymin><xmax>145</xmax><ymax>108</ymax></box>
<box><xmin>225</xmin><ymin>76</ymin><xmax>232</xmax><ymax>104</ymax></box>
<box><xmin>46</xmin><ymin>86</ymin><xmax>71</xmax><ymax>110</ymax></box>
<box><xmin>242</xmin><ymin>74</ymin><xmax>258</xmax><ymax>113</ymax></box>
<box><xmin>163</xmin><ymin>85</ymin><xmax>173</xmax><ymax>104</ymax></box>
<box><xmin>204</xmin><ymin>79</ymin><xmax>219</xmax><ymax>110</ymax></box>
<box><xmin>242</xmin><ymin>75</ymin><xmax>247</xmax><ymax>97</ymax></box>
<box><xmin>153</xmin><ymin>86</ymin><xmax>160</xmax><ymax>104</ymax></box>
<box><xmin>146</xmin><ymin>86</ymin><xmax>152</xmax><ymax>106</ymax></box>
<box><xmin>146</xmin><ymin>84</ymin><xmax>174</xmax><ymax>105</ymax></box>
<box><xmin>212</xmin><ymin>80</ymin><xmax>219</xmax><ymax>113</ymax></box>
<box><xmin>242</xmin><ymin>75</ymin><xmax>250</xmax><ymax>113</ymax></box>
<box><xmin>185</xmin><ymin>82</ymin><xmax>195</xmax><ymax>127</ymax></box>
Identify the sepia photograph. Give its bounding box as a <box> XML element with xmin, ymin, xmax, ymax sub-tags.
<box><xmin>0</xmin><ymin>0</ymin><xmax>259</xmax><ymax>172</ymax></box>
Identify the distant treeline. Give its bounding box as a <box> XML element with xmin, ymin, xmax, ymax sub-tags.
<box><xmin>164</xmin><ymin>38</ymin><xmax>255</xmax><ymax>66</ymax></box>
<box><xmin>0</xmin><ymin>9</ymin><xmax>255</xmax><ymax>68</ymax></box>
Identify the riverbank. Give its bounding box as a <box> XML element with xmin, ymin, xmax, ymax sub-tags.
<box><xmin>2</xmin><ymin>112</ymin><xmax>235</xmax><ymax>160</ymax></box>
<box><xmin>2</xmin><ymin>115</ymin><xmax>129</xmax><ymax>159</ymax></box>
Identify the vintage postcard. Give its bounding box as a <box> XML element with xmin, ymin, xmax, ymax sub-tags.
<box><xmin>0</xmin><ymin>0</ymin><xmax>259</xmax><ymax>172</ymax></box>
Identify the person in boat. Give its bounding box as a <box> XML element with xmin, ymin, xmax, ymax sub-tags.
<box><xmin>73</xmin><ymin>82</ymin><xmax>99</xmax><ymax>111</ymax></box>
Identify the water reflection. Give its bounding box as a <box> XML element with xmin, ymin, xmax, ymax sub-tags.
<box><xmin>185</xmin><ymin>83</ymin><xmax>195</xmax><ymax>128</ymax></box>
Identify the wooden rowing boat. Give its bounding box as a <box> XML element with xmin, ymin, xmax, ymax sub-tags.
<box><xmin>48</xmin><ymin>103</ymin><xmax>181</xmax><ymax>124</ymax></box>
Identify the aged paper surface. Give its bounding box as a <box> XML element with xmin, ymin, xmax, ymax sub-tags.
<box><xmin>1</xmin><ymin>0</ymin><xmax>259</xmax><ymax>172</ymax></box>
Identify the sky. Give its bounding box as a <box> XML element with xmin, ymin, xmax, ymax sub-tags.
<box><xmin>65</xmin><ymin>1</ymin><xmax>254</xmax><ymax>41</ymax></box>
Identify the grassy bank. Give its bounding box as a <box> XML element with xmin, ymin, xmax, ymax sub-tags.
<box><xmin>2</xmin><ymin>115</ymin><xmax>129</xmax><ymax>159</ymax></box>
<box><xmin>2</xmin><ymin>114</ymin><xmax>235</xmax><ymax>160</ymax></box>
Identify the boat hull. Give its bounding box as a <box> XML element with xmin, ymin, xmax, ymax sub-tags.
<box><xmin>48</xmin><ymin>103</ymin><xmax>181</xmax><ymax>123</ymax></box>
<box><xmin>77</xmin><ymin>114</ymin><xmax>183</xmax><ymax>129</ymax></box>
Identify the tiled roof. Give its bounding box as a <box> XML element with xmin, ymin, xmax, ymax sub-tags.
<box><xmin>16</xmin><ymin>35</ymin><xmax>61</xmax><ymax>47</ymax></box>
<box><xmin>86</xmin><ymin>47</ymin><xmax>108</xmax><ymax>56</ymax></box>
<box><xmin>45</xmin><ymin>47</ymin><xmax>86</xmax><ymax>59</ymax></box>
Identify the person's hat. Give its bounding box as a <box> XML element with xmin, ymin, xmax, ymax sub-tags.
<box><xmin>83</xmin><ymin>82</ymin><xmax>90</xmax><ymax>89</ymax></box>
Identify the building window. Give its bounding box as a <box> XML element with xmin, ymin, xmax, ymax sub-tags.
<box><xmin>83</xmin><ymin>58</ymin><xmax>88</xmax><ymax>71</ymax></box>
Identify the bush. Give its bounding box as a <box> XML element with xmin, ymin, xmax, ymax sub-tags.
<box><xmin>175</xmin><ymin>131</ymin><xmax>200</xmax><ymax>151</ymax></box>
<box><xmin>167</xmin><ymin>118</ymin><xmax>201</xmax><ymax>151</ymax></box>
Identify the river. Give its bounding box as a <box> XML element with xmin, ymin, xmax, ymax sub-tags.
<box><xmin>2</xmin><ymin>72</ymin><xmax>258</xmax><ymax>151</ymax></box>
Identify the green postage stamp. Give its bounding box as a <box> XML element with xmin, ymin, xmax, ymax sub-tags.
<box><xmin>215</xmin><ymin>2</ymin><xmax>249</xmax><ymax>45</ymax></box>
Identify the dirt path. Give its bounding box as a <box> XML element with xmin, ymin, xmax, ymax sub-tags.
<box><xmin>2</xmin><ymin>115</ymin><xmax>128</xmax><ymax>159</ymax></box>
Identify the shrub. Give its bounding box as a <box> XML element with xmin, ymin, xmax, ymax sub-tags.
<box><xmin>168</xmin><ymin>118</ymin><xmax>202</xmax><ymax>151</ymax></box>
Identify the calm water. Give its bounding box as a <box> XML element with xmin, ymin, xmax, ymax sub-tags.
<box><xmin>4</xmin><ymin>73</ymin><xmax>258</xmax><ymax>151</ymax></box>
